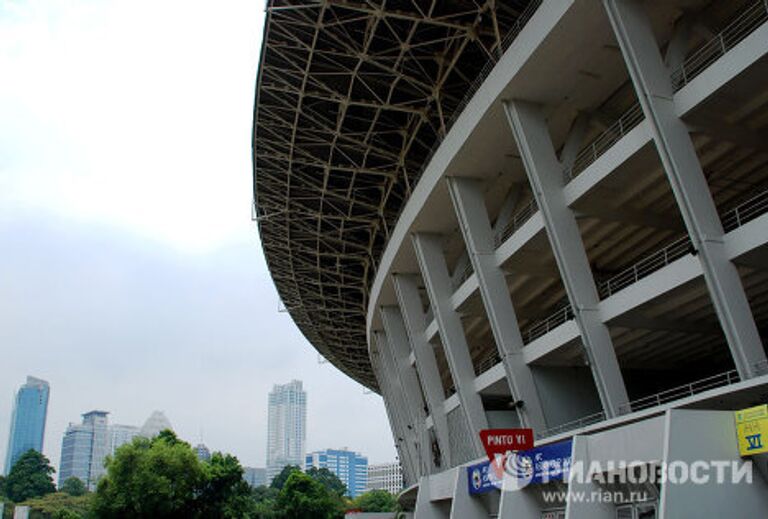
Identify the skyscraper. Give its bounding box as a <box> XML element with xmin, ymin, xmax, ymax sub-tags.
<box><xmin>58</xmin><ymin>411</ymin><xmax>110</xmax><ymax>490</ymax></box>
<box><xmin>305</xmin><ymin>449</ymin><xmax>368</xmax><ymax>498</ymax></box>
<box><xmin>4</xmin><ymin>376</ymin><xmax>50</xmax><ymax>475</ymax></box>
<box><xmin>266</xmin><ymin>380</ymin><xmax>306</xmax><ymax>483</ymax></box>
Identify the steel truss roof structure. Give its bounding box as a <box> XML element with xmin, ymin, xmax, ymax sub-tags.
<box><xmin>253</xmin><ymin>0</ymin><xmax>531</xmax><ymax>388</ymax></box>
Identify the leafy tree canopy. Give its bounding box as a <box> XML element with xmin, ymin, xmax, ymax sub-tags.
<box><xmin>196</xmin><ymin>452</ymin><xmax>255</xmax><ymax>519</ymax></box>
<box><xmin>276</xmin><ymin>472</ymin><xmax>343</xmax><ymax>519</ymax></box>
<box><xmin>270</xmin><ymin>465</ymin><xmax>302</xmax><ymax>491</ymax></box>
<box><xmin>5</xmin><ymin>449</ymin><xmax>56</xmax><ymax>502</ymax></box>
<box><xmin>60</xmin><ymin>477</ymin><xmax>87</xmax><ymax>497</ymax></box>
<box><xmin>92</xmin><ymin>429</ymin><xmax>251</xmax><ymax>518</ymax></box>
<box><xmin>349</xmin><ymin>489</ymin><xmax>397</xmax><ymax>512</ymax></box>
<box><xmin>305</xmin><ymin>467</ymin><xmax>346</xmax><ymax>498</ymax></box>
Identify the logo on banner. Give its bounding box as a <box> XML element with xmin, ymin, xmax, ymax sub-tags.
<box><xmin>467</xmin><ymin>439</ymin><xmax>573</xmax><ymax>495</ymax></box>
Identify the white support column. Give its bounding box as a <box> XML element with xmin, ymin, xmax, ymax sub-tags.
<box><xmin>375</xmin><ymin>330</ymin><xmax>422</xmax><ymax>480</ymax></box>
<box><xmin>414</xmin><ymin>476</ymin><xmax>450</xmax><ymax>519</ymax></box>
<box><xmin>449</xmin><ymin>467</ymin><xmax>488</xmax><ymax>519</ymax></box>
<box><xmin>447</xmin><ymin>176</ymin><xmax>547</xmax><ymax>432</ymax></box>
<box><xmin>603</xmin><ymin>0</ymin><xmax>767</xmax><ymax>379</ymax></box>
<box><xmin>371</xmin><ymin>333</ymin><xmax>417</xmax><ymax>483</ymax></box>
<box><xmin>393</xmin><ymin>273</ymin><xmax>453</xmax><ymax>469</ymax></box>
<box><xmin>411</xmin><ymin>232</ymin><xmax>488</xmax><ymax>456</ymax></box>
<box><xmin>503</xmin><ymin>100</ymin><xmax>629</xmax><ymax>418</ymax></box>
<box><xmin>380</xmin><ymin>305</ymin><xmax>432</xmax><ymax>476</ymax></box>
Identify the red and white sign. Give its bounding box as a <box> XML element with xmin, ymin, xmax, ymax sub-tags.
<box><xmin>479</xmin><ymin>428</ymin><xmax>533</xmax><ymax>462</ymax></box>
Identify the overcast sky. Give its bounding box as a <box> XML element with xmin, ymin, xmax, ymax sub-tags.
<box><xmin>0</xmin><ymin>0</ymin><xmax>395</xmax><ymax>471</ymax></box>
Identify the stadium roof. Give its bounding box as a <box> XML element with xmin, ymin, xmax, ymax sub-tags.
<box><xmin>253</xmin><ymin>0</ymin><xmax>533</xmax><ymax>388</ymax></box>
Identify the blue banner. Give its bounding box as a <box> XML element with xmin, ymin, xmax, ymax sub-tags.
<box><xmin>467</xmin><ymin>439</ymin><xmax>573</xmax><ymax>495</ymax></box>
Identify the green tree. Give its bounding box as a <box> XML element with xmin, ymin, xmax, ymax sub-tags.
<box><xmin>349</xmin><ymin>489</ymin><xmax>397</xmax><ymax>512</ymax></box>
<box><xmin>270</xmin><ymin>465</ymin><xmax>301</xmax><ymax>491</ymax></box>
<box><xmin>0</xmin><ymin>474</ymin><xmax>6</xmax><ymax>498</ymax></box>
<box><xmin>276</xmin><ymin>472</ymin><xmax>342</xmax><ymax>519</ymax></box>
<box><xmin>196</xmin><ymin>453</ymin><xmax>254</xmax><ymax>519</ymax></box>
<box><xmin>60</xmin><ymin>477</ymin><xmax>87</xmax><ymax>497</ymax></box>
<box><xmin>92</xmin><ymin>431</ymin><xmax>204</xmax><ymax>518</ymax></box>
<box><xmin>305</xmin><ymin>467</ymin><xmax>346</xmax><ymax>498</ymax></box>
<box><xmin>92</xmin><ymin>430</ymin><xmax>256</xmax><ymax>519</ymax></box>
<box><xmin>5</xmin><ymin>450</ymin><xmax>56</xmax><ymax>502</ymax></box>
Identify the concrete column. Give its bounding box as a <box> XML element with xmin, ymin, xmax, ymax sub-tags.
<box><xmin>393</xmin><ymin>273</ymin><xmax>453</xmax><ymax>468</ymax></box>
<box><xmin>375</xmin><ymin>330</ymin><xmax>422</xmax><ymax>480</ymax></box>
<box><xmin>380</xmin><ymin>305</ymin><xmax>432</xmax><ymax>476</ymax></box>
<box><xmin>503</xmin><ymin>100</ymin><xmax>629</xmax><ymax>418</ymax></box>
<box><xmin>565</xmin><ymin>436</ymin><xmax>615</xmax><ymax>519</ymax></box>
<box><xmin>660</xmin><ymin>410</ymin><xmax>768</xmax><ymax>516</ymax></box>
<box><xmin>603</xmin><ymin>0</ymin><xmax>767</xmax><ymax>378</ymax></box>
<box><xmin>412</xmin><ymin>232</ymin><xmax>489</xmax><ymax>456</ymax></box>
<box><xmin>447</xmin><ymin>176</ymin><xmax>547</xmax><ymax>432</ymax></box>
<box><xmin>371</xmin><ymin>333</ymin><xmax>417</xmax><ymax>483</ymax></box>
<box><xmin>414</xmin><ymin>476</ymin><xmax>450</xmax><ymax>519</ymax></box>
<box><xmin>449</xmin><ymin>467</ymin><xmax>488</xmax><ymax>519</ymax></box>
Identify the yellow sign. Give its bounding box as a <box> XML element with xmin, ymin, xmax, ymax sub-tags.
<box><xmin>735</xmin><ymin>404</ymin><xmax>768</xmax><ymax>456</ymax></box>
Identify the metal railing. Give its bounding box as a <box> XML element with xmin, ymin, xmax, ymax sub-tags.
<box><xmin>522</xmin><ymin>304</ymin><xmax>575</xmax><ymax>344</ymax></box>
<box><xmin>409</xmin><ymin>0</ymin><xmax>543</xmax><ymax>204</ymax></box>
<box><xmin>536</xmin><ymin>411</ymin><xmax>606</xmax><ymax>439</ymax></box>
<box><xmin>596</xmin><ymin>186</ymin><xmax>768</xmax><ymax>300</ymax></box>
<box><xmin>722</xmin><ymin>188</ymin><xmax>768</xmax><ymax>232</ymax></box>
<box><xmin>453</xmin><ymin>262</ymin><xmax>474</xmax><ymax>290</ymax></box>
<box><xmin>564</xmin><ymin>103</ymin><xmax>645</xmax><ymax>182</ymax></box>
<box><xmin>494</xmin><ymin>198</ymin><xmax>539</xmax><ymax>247</ymax></box>
<box><xmin>562</xmin><ymin>0</ymin><xmax>768</xmax><ymax>184</ymax></box>
<box><xmin>618</xmin><ymin>369</ymin><xmax>741</xmax><ymax>414</ymax></box>
<box><xmin>671</xmin><ymin>0</ymin><xmax>768</xmax><ymax>91</ymax></box>
<box><xmin>475</xmin><ymin>351</ymin><xmax>502</xmax><ymax>376</ymax></box>
<box><xmin>534</xmin><ymin>363</ymin><xmax>768</xmax><ymax>439</ymax></box>
<box><xmin>598</xmin><ymin>236</ymin><xmax>693</xmax><ymax>299</ymax></box>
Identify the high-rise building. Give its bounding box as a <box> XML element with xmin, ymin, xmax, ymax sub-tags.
<box><xmin>243</xmin><ymin>467</ymin><xmax>267</xmax><ymax>488</ymax></box>
<box><xmin>254</xmin><ymin>0</ymin><xmax>768</xmax><ymax>515</ymax></box>
<box><xmin>366</xmin><ymin>462</ymin><xmax>403</xmax><ymax>496</ymax></box>
<box><xmin>3</xmin><ymin>376</ymin><xmax>50</xmax><ymax>475</ymax></box>
<box><xmin>58</xmin><ymin>411</ymin><xmax>110</xmax><ymax>490</ymax></box>
<box><xmin>305</xmin><ymin>449</ymin><xmax>367</xmax><ymax>498</ymax></box>
<box><xmin>109</xmin><ymin>424</ymin><xmax>141</xmax><ymax>455</ymax></box>
<box><xmin>194</xmin><ymin>443</ymin><xmax>211</xmax><ymax>462</ymax></box>
<box><xmin>266</xmin><ymin>380</ymin><xmax>306</xmax><ymax>483</ymax></box>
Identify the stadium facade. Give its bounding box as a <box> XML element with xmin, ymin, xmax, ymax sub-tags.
<box><xmin>253</xmin><ymin>0</ymin><xmax>768</xmax><ymax>516</ymax></box>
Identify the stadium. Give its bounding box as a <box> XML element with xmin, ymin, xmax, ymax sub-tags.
<box><xmin>253</xmin><ymin>0</ymin><xmax>768</xmax><ymax>516</ymax></box>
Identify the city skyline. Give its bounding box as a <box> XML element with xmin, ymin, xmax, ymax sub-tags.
<box><xmin>0</xmin><ymin>0</ymin><xmax>396</xmax><ymax>476</ymax></box>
